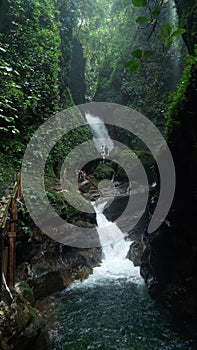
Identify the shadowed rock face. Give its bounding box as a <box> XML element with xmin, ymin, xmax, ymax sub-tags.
<box><xmin>127</xmin><ymin>241</ymin><xmax>143</xmax><ymax>267</ymax></box>
<box><xmin>140</xmin><ymin>3</ymin><xmax>197</xmax><ymax>321</ymax></box>
<box><xmin>0</xmin><ymin>292</ymin><xmax>49</xmax><ymax>350</ymax></box>
<box><xmin>9</xmin><ymin>218</ymin><xmax>102</xmax><ymax>350</ymax></box>
<box><xmin>16</xmin><ymin>230</ymin><xmax>101</xmax><ymax>300</ymax></box>
<box><xmin>174</xmin><ymin>0</ymin><xmax>197</xmax><ymax>55</ymax></box>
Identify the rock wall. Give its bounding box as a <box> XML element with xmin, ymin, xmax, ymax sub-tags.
<box><xmin>16</xmin><ymin>229</ymin><xmax>101</xmax><ymax>300</ymax></box>
<box><xmin>140</xmin><ymin>2</ymin><xmax>197</xmax><ymax>320</ymax></box>
<box><xmin>0</xmin><ymin>289</ymin><xmax>49</xmax><ymax>350</ymax></box>
<box><xmin>0</xmin><ymin>222</ymin><xmax>102</xmax><ymax>349</ymax></box>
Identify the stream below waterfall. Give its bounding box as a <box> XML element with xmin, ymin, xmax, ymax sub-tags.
<box><xmin>50</xmin><ymin>281</ymin><xmax>195</xmax><ymax>350</ymax></box>
<box><xmin>50</xmin><ymin>201</ymin><xmax>196</xmax><ymax>350</ymax></box>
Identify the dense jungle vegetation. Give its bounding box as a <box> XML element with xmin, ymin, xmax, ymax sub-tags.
<box><xmin>0</xmin><ymin>0</ymin><xmax>197</xmax><ymax>348</ymax></box>
<box><xmin>0</xmin><ymin>0</ymin><xmax>188</xmax><ymax>192</ymax></box>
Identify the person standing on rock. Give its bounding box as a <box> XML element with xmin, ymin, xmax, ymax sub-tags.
<box><xmin>100</xmin><ymin>145</ymin><xmax>106</xmax><ymax>163</ymax></box>
<box><xmin>104</xmin><ymin>144</ymin><xmax>109</xmax><ymax>157</ymax></box>
<box><xmin>61</xmin><ymin>168</ymin><xmax>68</xmax><ymax>192</ymax></box>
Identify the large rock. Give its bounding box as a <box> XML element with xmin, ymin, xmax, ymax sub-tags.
<box><xmin>127</xmin><ymin>241</ymin><xmax>143</xmax><ymax>266</ymax></box>
<box><xmin>62</xmin><ymin>246</ymin><xmax>101</xmax><ymax>280</ymax></box>
<box><xmin>141</xmin><ymin>221</ymin><xmax>197</xmax><ymax>320</ymax></box>
<box><xmin>30</xmin><ymin>269</ymin><xmax>70</xmax><ymax>300</ymax></box>
<box><xmin>0</xmin><ymin>292</ymin><xmax>49</xmax><ymax>350</ymax></box>
<box><xmin>16</xmin><ymin>232</ymin><xmax>101</xmax><ymax>300</ymax></box>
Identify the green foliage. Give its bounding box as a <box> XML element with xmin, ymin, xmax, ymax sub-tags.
<box><xmin>136</xmin><ymin>16</ymin><xmax>150</xmax><ymax>24</ymax></box>
<box><xmin>161</xmin><ymin>23</ymin><xmax>173</xmax><ymax>37</ymax></box>
<box><xmin>165</xmin><ymin>48</ymin><xmax>197</xmax><ymax>138</ymax></box>
<box><xmin>124</xmin><ymin>49</ymin><xmax>154</xmax><ymax>72</ymax></box>
<box><xmin>76</xmin><ymin>0</ymin><xmax>138</xmax><ymax>99</ymax></box>
<box><xmin>0</xmin><ymin>0</ymin><xmax>78</xmax><ymax>147</ymax></box>
<box><xmin>172</xmin><ymin>29</ymin><xmax>186</xmax><ymax>37</ymax></box>
<box><xmin>0</xmin><ymin>0</ymin><xmax>92</xmax><ymax>235</ymax></box>
<box><xmin>0</xmin><ymin>153</ymin><xmax>16</xmax><ymax>196</ymax></box>
<box><xmin>46</xmin><ymin>183</ymin><xmax>92</xmax><ymax>224</ymax></box>
<box><xmin>0</xmin><ymin>0</ymin><xmax>84</xmax><ymax>186</ymax></box>
<box><xmin>132</xmin><ymin>49</ymin><xmax>143</xmax><ymax>59</ymax></box>
<box><xmin>0</xmin><ymin>49</ymin><xmax>21</xmax><ymax>134</ymax></box>
<box><xmin>118</xmin><ymin>150</ymin><xmax>138</xmax><ymax>171</ymax></box>
<box><xmin>94</xmin><ymin>163</ymin><xmax>114</xmax><ymax>180</ymax></box>
<box><xmin>46</xmin><ymin>125</ymin><xmax>92</xmax><ymax>175</ymax></box>
<box><xmin>124</xmin><ymin>59</ymin><xmax>141</xmax><ymax>73</ymax></box>
<box><xmin>143</xmin><ymin>50</ymin><xmax>153</xmax><ymax>58</ymax></box>
<box><xmin>16</xmin><ymin>282</ymin><xmax>35</xmax><ymax>305</ymax></box>
<box><xmin>152</xmin><ymin>5</ymin><xmax>162</xmax><ymax>19</ymax></box>
<box><xmin>124</xmin><ymin>0</ymin><xmax>186</xmax><ymax>73</ymax></box>
<box><xmin>160</xmin><ymin>23</ymin><xmax>186</xmax><ymax>47</ymax></box>
<box><xmin>70</xmin><ymin>39</ymin><xmax>86</xmax><ymax>105</ymax></box>
<box><xmin>115</xmin><ymin>149</ymin><xmax>154</xmax><ymax>180</ymax></box>
<box><xmin>132</xmin><ymin>0</ymin><xmax>147</xmax><ymax>7</ymax></box>
<box><xmin>0</xmin><ymin>0</ymin><xmax>61</xmax><ymax>142</ymax></box>
<box><xmin>89</xmin><ymin>0</ymin><xmax>186</xmax><ymax>127</ymax></box>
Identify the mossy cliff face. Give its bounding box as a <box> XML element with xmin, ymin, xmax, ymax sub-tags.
<box><xmin>16</xmin><ymin>228</ymin><xmax>101</xmax><ymax>300</ymax></box>
<box><xmin>0</xmin><ymin>290</ymin><xmax>49</xmax><ymax>350</ymax></box>
<box><xmin>15</xmin><ymin>181</ymin><xmax>100</xmax><ymax>299</ymax></box>
<box><xmin>141</xmin><ymin>1</ymin><xmax>197</xmax><ymax>321</ymax></box>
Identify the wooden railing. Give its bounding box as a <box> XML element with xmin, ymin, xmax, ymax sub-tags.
<box><xmin>0</xmin><ymin>173</ymin><xmax>22</xmax><ymax>291</ymax></box>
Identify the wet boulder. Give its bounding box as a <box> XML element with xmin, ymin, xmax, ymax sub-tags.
<box><xmin>127</xmin><ymin>241</ymin><xmax>143</xmax><ymax>266</ymax></box>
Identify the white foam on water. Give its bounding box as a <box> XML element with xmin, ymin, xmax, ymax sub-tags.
<box><xmin>69</xmin><ymin>200</ymin><xmax>143</xmax><ymax>290</ymax></box>
<box><xmin>87</xmin><ymin>200</ymin><xmax>142</xmax><ymax>283</ymax></box>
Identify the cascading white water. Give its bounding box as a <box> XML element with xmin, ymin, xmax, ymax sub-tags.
<box><xmin>83</xmin><ymin>112</ymin><xmax>142</xmax><ymax>283</ymax></box>
<box><xmin>85</xmin><ymin>112</ymin><xmax>114</xmax><ymax>153</ymax></box>
<box><xmin>93</xmin><ymin>201</ymin><xmax>123</xmax><ymax>246</ymax></box>
<box><xmin>68</xmin><ymin>112</ymin><xmax>142</xmax><ymax>287</ymax></box>
<box><xmin>168</xmin><ymin>0</ymin><xmax>185</xmax><ymax>87</ymax></box>
<box><xmin>89</xmin><ymin>200</ymin><xmax>142</xmax><ymax>282</ymax></box>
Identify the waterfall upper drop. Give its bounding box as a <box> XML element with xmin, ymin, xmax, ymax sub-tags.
<box><xmin>85</xmin><ymin>112</ymin><xmax>114</xmax><ymax>153</ymax></box>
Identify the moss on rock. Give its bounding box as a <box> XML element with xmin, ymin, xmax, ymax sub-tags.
<box><xmin>0</xmin><ymin>292</ymin><xmax>49</xmax><ymax>350</ymax></box>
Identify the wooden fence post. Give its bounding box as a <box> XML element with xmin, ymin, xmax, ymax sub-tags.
<box><xmin>0</xmin><ymin>175</ymin><xmax>22</xmax><ymax>290</ymax></box>
<box><xmin>17</xmin><ymin>172</ymin><xmax>23</xmax><ymax>200</ymax></box>
<box><xmin>8</xmin><ymin>198</ymin><xmax>17</xmax><ymax>289</ymax></box>
<box><xmin>0</xmin><ymin>230</ymin><xmax>2</xmax><ymax>292</ymax></box>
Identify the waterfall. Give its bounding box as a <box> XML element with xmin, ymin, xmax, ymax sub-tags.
<box><xmin>168</xmin><ymin>0</ymin><xmax>186</xmax><ymax>88</ymax></box>
<box><xmin>89</xmin><ymin>200</ymin><xmax>142</xmax><ymax>282</ymax></box>
<box><xmin>80</xmin><ymin>113</ymin><xmax>142</xmax><ymax>284</ymax></box>
<box><xmin>85</xmin><ymin>112</ymin><xmax>114</xmax><ymax>153</ymax></box>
